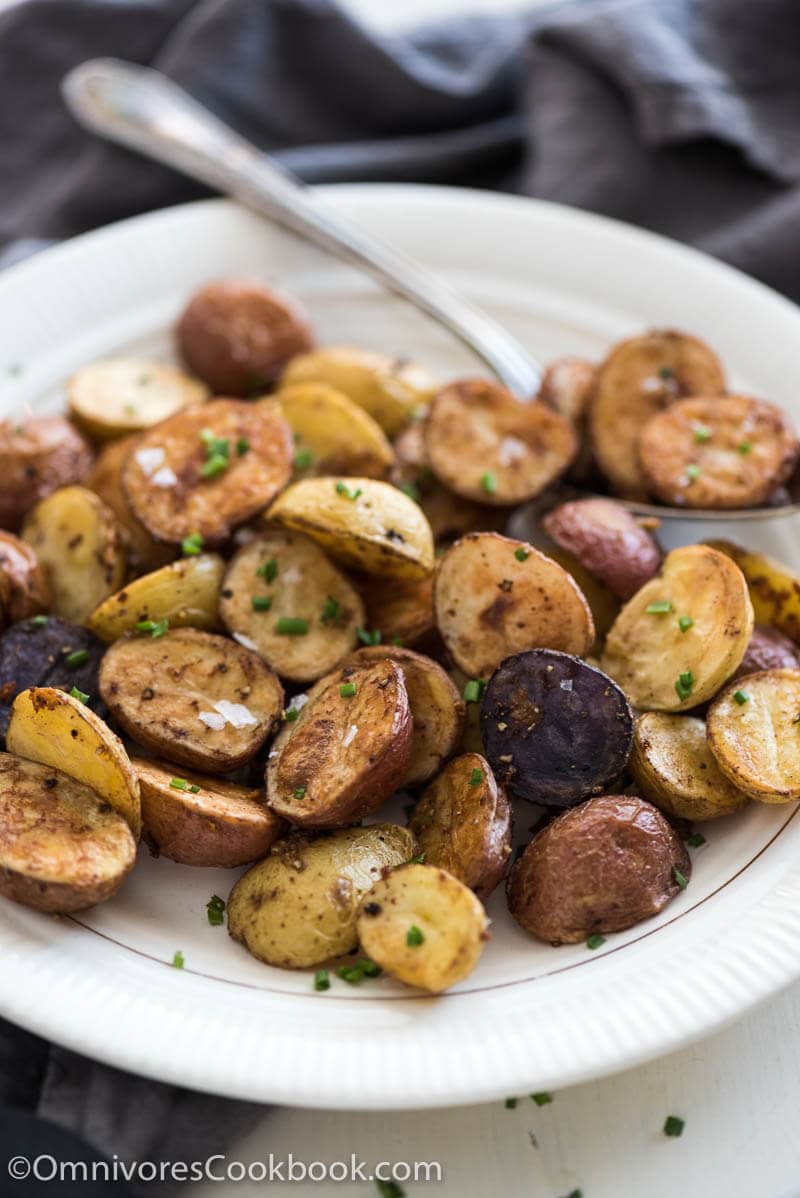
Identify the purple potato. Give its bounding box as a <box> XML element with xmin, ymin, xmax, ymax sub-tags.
<box><xmin>0</xmin><ymin>616</ymin><xmax>105</xmax><ymax>739</ymax></box>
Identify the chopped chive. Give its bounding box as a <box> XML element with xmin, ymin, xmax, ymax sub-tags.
<box><xmin>391</xmin><ymin>634</ymin><xmax>404</xmax><ymax>646</ymax></box>
<box><xmin>283</xmin><ymin>708</ymin><xmax>300</xmax><ymax>722</ymax></box>
<box><xmin>375</xmin><ymin>1183</ymin><xmax>405</xmax><ymax>1198</ymax></box>
<box><xmin>406</xmin><ymin>925</ymin><xmax>425</xmax><ymax>947</ymax></box>
<box><xmin>692</xmin><ymin>423</ymin><xmax>712</xmax><ymax>443</ymax></box>
<box><xmin>199</xmin><ymin>429</ymin><xmax>229</xmax><ymax>458</ymax></box>
<box><xmin>468</xmin><ymin>768</ymin><xmax>484</xmax><ymax>786</ymax></box>
<box><xmin>514</xmin><ymin>547</ymin><xmax>530</xmax><ymax>562</ymax></box>
<box><xmin>275</xmin><ymin>617</ymin><xmax>309</xmax><ymax>636</ymax></box>
<box><xmin>251</xmin><ymin>595</ymin><xmax>273</xmax><ymax>612</ymax></box>
<box><xmin>675</xmin><ymin>670</ymin><xmax>695</xmax><ymax>702</ymax></box>
<box><xmin>337</xmin><ymin>960</ymin><xmax>380</xmax><ymax>985</ymax></box>
<box><xmin>399</xmin><ymin>481</ymin><xmax>420</xmax><ymax>502</ymax></box>
<box><xmin>480</xmin><ymin>471</ymin><xmax>497</xmax><ymax>495</ymax></box>
<box><xmin>737</xmin><ymin>441</ymin><xmax>753</xmax><ymax>455</ymax></box>
<box><xmin>294</xmin><ymin>448</ymin><xmax>313</xmax><ymax>470</ymax></box>
<box><xmin>181</xmin><ymin>532</ymin><xmax>204</xmax><ymax>556</ymax></box>
<box><xmin>646</xmin><ymin>601</ymin><xmax>673</xmax><ymax>615</ymax></box>
<box><xmin>678</xmin><ymin>615</ymin><xmax>694</xmax><ymax>633</ymax></box>
<box><xmin>658</xmin><ymin>365</ymin><xmax>675</xmax><ymax>380</ymax></box>
<box><xmin>257</xmin><ymin>558</ymin><xmax>278</xmax><ymax>583</ymax></box>
<box><xmin>733</xmin><ymin>689</ymin><xmax>750</xmax><ymax>705</ymax></box>
<box><xmin>531</xmin><ymin>1092</ymin><xmax>553</xmax><ymax>1106</ymax></box>
<box><xmin>31</xmin><ymin>614</ymin><xmax>48</xmax><ymax>627</ymax></box>
<box><xmin>236</xmin><ymin>437</ymin><xmax>249</xmax><ymax>456</ymax></box>
<box><xmin>663</xmin><ymin>1115</ymin><xmax>685</xmax><ymax>1137</ymax></box>
<box><xmin>673</xmin><ymin>867</ymin><xmax>688</xmax><ymax>890</ymax></box>
<box><xmin>206</xmin><ymin>895</ymin><xmax>225</xmax><ymax>926</ymax></box>
<box><xmin>687</xmin><ymin>832</ymin><xmax>706</xmax><ymax>848</ymax></box>
<box><xmin>136</xmin><ymin>618</ymin><xmax>169</xmax><ymax>638</ymax></box>
<box><xmin>69</xmin><ymin>686</ymin><xmax>89</xmax><ymax>704</ymax></box>
<box><xmin>335</xmin><ymin>481</ymin><xmax>362</xmax><ymax>501</ymax></box>
<box><xmin>504</xmin><ymin>1097</ymin><xmax>518</xmax><ymax>1110</ymax></box>
<box><xmin>65</xmin><ymin>648</ymin><xmax>90</xmax><ymax>669</ymax></box>
<box><xmin>339</xmin><ymin>681</ymin><xmax>357</xmax><ymax>698</ymax></box>
<box><xmin>200</xmin><ymin>453</ymin><xmax>229</xmax><ymax>479</ymax></box>
<box><xmin>686</xmin><ymin>464</ymin><xmax>701</xmax><ymax>482</ymax></box>
<box><xmin>321</xmin><ymin>595</ymin><xmax>341</xmax><ymax>622</ymax></box>
<box><xmin>124</xmin><ymin>403</ymin><xmax>137</xmax><ymax>416</ymax></box>
<box><xmin>314</xmin><ymin>969</ymin><xmax>330</xmax><ymax>992</ymax></box>
<box><xmin>463</xmin><ymin>679</ymin><xmax>486</xmax><ymax>704</ymax></box>
<box><xmin>172</xmin><ymin>950</ymin><xmax>185</xmax><ymax>969</ymax></box>
<box><xmin>359</xmin><ymin>959</ymin><xmax>381</xmax><ymax>977</ymax></box>
<box><xmin>294</xmin><ymin>786</ymin><xmax>307</xmax><ymax>799</ymax></box>
<box><xmin>586</xmin><ymin>933</ymin><xmax>606</xmax><ymax>950</ymax></box>
<box><xmin>407</xmin><ymin>852</ymin><xmax>425</xmax><ymax>865</ymax></box>
<box><xmin>357</xmin><ymin>627</ymin><xmax>382</xmax><ymax>646</ymax></box>
<box><xmin>189</xmin><ymin>784</ymin><xmax>200</xmax><ymax>793</ymax></box>
<box><xmin>170</xmin><ymin>777</ymin><xmax>189</xmax><ymax>791</ymax></box>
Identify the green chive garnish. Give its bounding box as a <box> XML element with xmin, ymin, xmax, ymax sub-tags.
<box><xmin>406</xmin><ymin>925</ymin><xmax>424</xmax><ymax>947</ymax></box>
<box><xmin>678</xmin><ymin>615</ymin><xmax>694</xmax><ymax>633</ymax></box>
<box><xmin>658</xmin><ymin>365</ymin><xmax>675</xmax><ymax>380</ymax></box>
<box><xmin>65</xmin><ymin>649</ymin><xmax>90</xmax><ymax>669</ymax></box>
<box><xmin>391</xmin><ymin>634</ymin><xmax>404</xmax><ymax>646</ymax></box>
<box><xmin>136</xmin><ymin>618</ymin><xmax>169</xmax><ymax>638</ymax></box>
<box><xmin>275</xmin><ymin>617</ymin><xmax>309</xmax><ymax>636</ymax></box>
<box><xmin>675</xmin><ymin>670</ymin><xmax>695</xmax><ymax>701</ymax></box>
<box><xmin>586</xmin><ymin>933</ymin><xmax>606</xmax><ymax>950</ymax></box>
<box><xmin>504</xmin><ymin>1097</ymin><xmax>518</xmax><ymax>1110</ymax></box>
<box><xmin>686</xmin><ymin>464</ymin><xmax>701</xmax><ymax>482</ymax></box>
<box><xmin>407</xmin><ymin>852</ymin><xmax>425</xmax><ymax>865</ymax></box>
<box><xmin>200</xmin><ymin>454</ymin><xmax>229</xmax><ymax>479</ymax></box>
<box><xmin>737</xmin><ymin>441</ymin><xmax>752</xmax><ymax>455</ymax></box>
<box><xmin>734</xmin><ymin>689</ymin><xmax>750</xmax><ymax>705</ymax></box>
<box><xmin>294</xmin><ymin>448</ymin><xmax>313</xmax><ymax>470</ymax></box>
<box><xmin>236</xmin><ymin>437</ymin><xmax>249</xmax><ymax>456</ymax></box>
<box><xmin>399</xmin><ymin>482</ymin><xmax>420</xmax><ymax>502</ymax></box>
<box><xmin>339</xmin><ymin>682</ymin><xmax>357</xmax><ymax>698</ymax></box>
<box><xmin>480</xmin><ymin>471</ymin><xmax>497</xmax><ymax>495</ymax></box>
<box><xmin>314</xmin><ymin>970</ymin><xmax>330</xmax><ymax>992</ymax></box>
<box><xmin>468</xmin><ymin>768</ymin><xmax>484</xmax><ymax>786</ymax></box>
<box><xmin>646</xmin><ymin>601</ymin><xmax>672</xmax><ymax>615</ymax></box>
<box><xmin>335</xmin><ymin>481</ymin><xmax>362</xmax><ymax>501</ymax></box>
<box><xmin>375</xmin><ymin>1183</ymin><xmax>405</xmax><ymax>1198</ymax></box>
<box><xmin>357</xmin><ymin>627</ymin><xmax>382</xmax><ymax>646</ymax></box>
<box><xmin>69</xmin><ymin>686</ymin><xmax>90</xmax><ymax>704</ymax></box>
<box><xmin>251</xmin><ymin>595</ymin><xmax>273</xmax><ymax>611</ymax></box>
<box><xmin>172</xmin><ymin>951</ymin><xmax>185</xmax><ymax>969</ymax></box>
<box><xmin>663</xmin><ymin>1115</ymin><xmax>685</xmax><ymax>1137</ymax></box>
<box><xmin>337</xmin><ymin>959</ymin><xmax>381</xmax><ymax>985</ymax></box>
<box><xmin>531</xmin><ymin>1092</ymin><xmax>553</xmax><ymax>1106</ymax></box>
<box><xmin>321</xmin><ymin>596</ymin><xmax>341</xmax><ymax>622</ymax></box>
<box><xmin>283</xmin><ymin>708</ymin><xmax>300</xmax><ymax>722</ymax></box>
<box><xmin>687</xmin><ymin>832</ymin><xmax>706</xmax><ymax>848</ymax></box>
<box><xmin>206</xmin><ymin>895</ymin><xmax>225</xmax><ymax>926</ymax></box>
<box><xmin>692</xmin><ymin>423</ymin><xmax>712</xmax><ymax>443</ymax></box>
<box><xmin>514</xmin><ymin>547</ymin><xmax>530</xmax><ymax>562</ymax></box>
<box><xmin>31</xmin><ymin>614</ymin><xmax>48</xmax><ymax>627</ymax></box>
<box><xmin>257</xmin><ymin>558</ymin><xmax>278</xmax><ymax>583</ymax></box>
<box><xmin>294</xmin><ymin>786</ymin><xmax>306</xmax><ymax>799</ymax></box>
<box><xmin>181</xmin><ymin>532</ymin><xmax>204</xmax><ymax>556</ymax></box>
<box><xmin>463</xmin><ymin>679</ymin><xmax>486</xmax><ymax>703</ymax></box>
<box><xmin>673</xmin><ymin>867</ymin><xmax>688</xmax><ymax>890</ymax></box>
<box><xmin>170</xmin><ymin>777</ymin><xmax>189</xmax><ymax>791</ymax></box>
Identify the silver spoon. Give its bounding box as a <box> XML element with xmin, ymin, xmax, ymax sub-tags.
<box><xmin>62</xmin><ymin>58</ymin><xmax>800</xmax><ymax>523</ymax></box>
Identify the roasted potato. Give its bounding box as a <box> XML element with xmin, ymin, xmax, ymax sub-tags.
<box><xmin>538</xmin><ymin>356</ymin><xmax>595</xmax><ymax>427</ymax></box>
<box><xmin>266</xmin><ymin>659</ymin><xmax>412</xmax><ymax>827</ymax></box>
<box><xmin>359</xmin><ymin>572</ymin><xmax>435</xmax><ymax>648</ymax></box>
<box><xmin>424</xmin><ymin>379</ymin><xmax>576</xmax><ymax>506</ymax></box>
<box><xmin>630</xmin><ymin>712</ymin><xmax>750</xmax><ymax>820</ymax></box>
<box><xmin>601</xmin><ymin>544</ymin><xmax>753</xmax><ymax>710</ymax></box>
<box><xmin>267</xmin><ymin>476</ymin><xmax>435</xmax><ymax>581</ymax></box>
<box><xmin>0</xmin><ymin>416</ymin><xmax>93</xmax><ymax>532</ymax></box>
<box><xmin>177</xmin><ymin>279</ymin><xmax>313</xmax><ymax>395</ymax></box>
<box><xmin>507</xmin><ymin>794</ymin><xmax>691</xmax><ymax>944</ymax></box>
<box><xmin>228</xmin><ymin>823</ymin><xmax>417</xmax><ymax>968</ymax></box>
<box><xmin>86</xmin><ymin>435</ymin><xmax>175</xmax><ymax>573</ymax></box>
<box><xmin>281</xmin><ymin>346</ymin><xmax>434</xmax><ymax>437</ymax></box>
<box><xmin>409</xmin><ymin>753</ymin><xmax>511</xmax><ymax>898</ymax></box>
<box><xmin>0</xmin><ymin>751</ymin><xmax>135</xmax><ymax>914</ymax></box>
<box><xmin>481</xmin><ymin>649</ymin><xmax>634</xmax><ymax>808</ymax></box>
<box><xmin>707</xmin><ymin>540</ymin><xmax>800</xmax><ymax>644</ymax></box>
<box><xmin>0</xmin><ymin>532</ymin><xmax>49</xmax><ymax>625</ymax></box>
<box><xmin>99</xmin><ymin>627</ymin><xmax>284</xmax><ymax>773</ymax></box>
<box><xmin>88</xmin><ymin>553</ymin><xmax>225</xmax><ymax>642</ymax></box>
<box><xmin>347</xmin><ymin>645</ymin><xmax>464</xmax><ymax>786</ymax></box>
<box><xmin>356</xmin><ymin>863</ymin><xmax>489</xmax><ymax>992</ymax></box>
<box><xmin>732</xmin><ymin>624</ymin><xmax>800</xmax><ymax>682</ymax></box>
<box><xmin>707</xmin><ymin>669</ymin><xmax>800</xmax><ymax>803</ymax></box>
<box><xmin>219</xmin><ymin>530</ymin><xmax>364</xmax><ymax>683</ymax></box>
<box><xmin>542</xmin><ymin>498</ymin><xmax>662</xmax><ymax>601</ymax></box>
<box><xmin>22</xmin><ymin>485</ymin><xmax>126</xmax><ymax>624</ymax></box>
<box><xmin>434</xmin><ymin>532</ymin><xmax>595</xmax><ymax>677</ymax></box>
<box><xmin>0</xmin><ymin>616</ymin><xmax>105</xmax><ymax>737</ymax></box>
<box><xmin>122</xmin><ymin>398</ymin><xmax>293</xmax><ymax>546</ymax></box>
<box><xmin>68</xmin><ymin>358</ymin><xmax>209</xmax><ymax>440</ymax></box>
<box><xmin>589</xmin><ymin>330</ymin><xmax>726</xmax><ymax>498</ymax></box>
<box><xmin>639</xmin><ymin>396</ymin><xmax>799</xmax><ymax>509</ymax></box>
<box><xmin>274</xmin><ymin>383</ymin><xmax>394</xmax><ymax>478</ymax></box>
<box><xmin>134</xmin><ymin>757</ymin><xmax>285</xmax><ymax>867</ymax></box>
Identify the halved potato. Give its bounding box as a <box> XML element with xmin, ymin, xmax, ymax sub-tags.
<box><xmin>219</xmin><ymin>530</ymin><xmax>364</xmax><ymax>683</ymax></box>
<box><xmin>0</xmin><ymin>751</ymin><xmax>135</xmax><ymax>913</ymax></box>
<box><xmin>273</xmin><ymin>383</ymin><xmax>394</xmax><ymax>478</ymax></box>
<box><xmin>589</xmin><ymin>330</ymin><xmax>726</xmax><ymax>498</ymax></box>
<box><xmin>7</xmin><ymin>686</ymin><xmax>141</xmax><ymax>836</ymax></box>
<box><xmin>86</xmin><ymin>435</ymin><xmax>175</xmax><ymax>573</ymax></box>
<box><xmin>228</xmin><ymin>824</ymin><xmax>417</xmax><ymax>969</ymax></box>
<box><xmin>68</xmin><ymin>358</ymin><xmax>209</xmax><ymax>440</ymax></box>
<box><xmin>538</xmin><ymin>356</ymin><xmax>595</xmax><ymax>426</ymax></box>
<box><xmin>267</xmin><ymin>476</ymin><xmax>434</xmax><ymax>580</ymax></box>
<box><xmin>601</xmin><ymin>544</ymin><xmax>753</xmax><ymax>710</ymax></box>
<box><xmin>134</xmin><ymin>757</ymin><xmax>285</xmax><ymax>867</ymax></box>
<box><xmin>542</xmin><ymin>497</ymin><xmax>662</xmax><ymax>601</ymax></box>
<box><xmin>267</xmin><ymin>659</ymin><xmax>412</xmax><ymax>827</ymax></box>
<box><xmin>639</xmin><ymin>396</ymin><xmax>799</xmax><ymax>509</ymax></box>
<box><xmin>630</xmin><ymin>712</ymin><xmax>750</xmax><ymax>820</ymax></box>
<box><xmin>122</xmin><ymin>398</ymin><xmax>293</xmax><ymax>545</ymax></box>
<box><xmin>281</xmin><ymin>346</ymin><xmax>434</xmax><ymax>437</ymax></box>
<box><xmin>0</xmin><ymin>416</ymin><xmax>94</xmax><ymax>532</ymax></box>
<box><xmin>99</xmin><ymin>628</ymin><xmax>284</xmax><ymax>773</ymax></box>
<box><xmin>409</xmin><ymin>753</ymin><xmax>512</xmax><ymax>898</ymax></box>
<box><xmin>0</xmin><ymin>532</ymin><xmax>50</xmax><ymax>625</ymax></box>
<box><xmin>22</xmin><ymin>485</ymin><xmax>126</xmax><ymax>624</ymax></box>
<box><xmin>359</xmin><ymin>573</ymin><xmax>436</xmax><ymax>648</ymax></box>
<box><xmin>707</xmin><ymin>669</ymin><xmax>800</xmax><ymax>803</ymax></box>
<box><xmin>356</xmin><ymin>863</ymin><xmax>489</xmax><ymax>993</ymax></box>
<box><xmin>88</xmin><ymin>553</ymin><xmax>225</xmax><ymax>642</ymax></box>
<box><xmin>424</xmin><ymin>379</ymin><xmax>576</xmax><ymax>505</ymax></box>
<box><xmin>707</xmin><ymin>540</ymin><xmax>800</xmax><ymax>644</ymax></box>
<box><xmin>434</xmin><ymin>532</ymin><xmax>595</xmax><ymax>677</ymax></box>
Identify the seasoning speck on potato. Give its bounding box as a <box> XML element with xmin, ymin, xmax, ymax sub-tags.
<box><xmin>631</xmin><ymin>712</ymin><xmax>750</xmax><ymax>821</ymax></box>
<box><xmin>707</xmin><ymin>668</ymin><xmax>800</xmax><ymax>803</ymax></box>
<box><xmin>543</xmin><ymin>497</ymin><xmax>662</xmax><ymax>601</ymax></box>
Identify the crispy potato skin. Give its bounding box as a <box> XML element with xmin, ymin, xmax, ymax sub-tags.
<box><xmin>707</xmin><ymin>669</ymin><xmax>800</xmax><ymax>803</ymax></box>
<box><xmin>356</xmin><ymin>863</ymin><xmax>489</xmax><ymax>992</ymax></box>
<box><xmin>0</xmin><ymin>616</ymin><xmax>105</xmax><ymax>738</ymax></box>
<box><xmin>177</xmin><ymin>279</ymin><xmax>313</xmax><ymax>395</ymax></box>
<box><xmin>88</xmin><ymin>553</ymin><xmax>224</xmax><ymax>642</ymax></box>
<box><xmin>707</xmin><ymin>540</ymin><xmax>800</xmax><ymax>645</ymax></box>
<box><xmin>219</xmin><ymin>530</ymin><xmax>363</xmax><ymax>684</ymax></box>
<box><xmin>731</xmin><ymin>624</ymin><xmax>800</xmax><ymax>683</ymax></box>
<box><xmin>273</xmin><ymin>383</ymin><xmax>394</xmax><ymax>478</ymax></box>
<box><xmin>640</xmin><ymin>396</ymin><xmax>799</xmax><ymax>509</ymax></box>
<box><xmin>507</xmin><ymin>795</ymin><xmax>691</xmax><ymax>944</ymax></box>
<box><xmin>68</xmin><ymin>358</ymin><xmax>209</xmax><ymax>440</ymax></box>
<box><xmin>86</xmin><ymin>435</ymin><xmax>175</xmax><ymax>574</ymax></box>
<box><xmin>267</xmin><ymin>660</ymin><xmax>412</xmax><ymax>827</ymax></box>
<box><xmin>589</xmin><ymin>330</ymin><xmax>726</xmax><ymax>498</ymax></box>
<box><xmin>0</xmin><ymin>751</ymin><xmax>135</xmax><ymax>913</ymax></box>
<box><xmin>0</xmin><ymin>416</ymin><xmax>93</xmax><ymax>532</ymax></box>
<box><xmin>601</xmin><ymin>544</ymin><xmax>753</xmax><ymax>710</ymax></box>
<box><xmin>0</xmin><ymin>532</ymin><xmax>49</xmax><ymax>625</ymax></box>
<box><xmin>434</xmin><ymin>532</ymin><xmax>595</xmax><ymax>677</ymax></box>
<box><xmin>409</xmin><ymin>753</ymin><xmax>512</xmax><ymax>898</ymax></box>
<box><xmin>228</xmin><ymin>824</ymin><xmax>417</xmax><ymax>968</ymax></box>
<box><xmin>134</xmin><ymin>757</ymin><xmax>285</xmax><ymax>867</ymax></box>
<box><xmin>424</xmin><ymin>379</ymin><xmax>576</xmax><ymax>506</ymax></box>
<box><xmin>99</xmin><ymin>628</ymin><xmax>284</xmax><ymax>773</ymax></box>
<box><xmin>630</xmin><ymin>713</ymin><xmax>749</xmax><ymax>820</ymax></box>
<box><xmin>543</xmin><ymin>498</ymin><xmax>662</xmax><ymax>601</ymax></box>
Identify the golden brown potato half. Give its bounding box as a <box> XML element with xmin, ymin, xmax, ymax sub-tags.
<box><xmin>434</xmin><ymin>532</ymin><xmax>595</xmax><ymax>677</ymax></box>
<box><xmin>356</xmin><ymin>863</ymin><xmax>489</xmax><ymax>993</ymax></box>
<box><xmin>0</xmin><ymin>416</ymin><xmax>94</xmax><ymax>532</ymax></box>
<box><xmin>281</xmin><ymin>346</ymin><xmax>434</xmax><ymax>437</ymax></box>
<box><xmin>542</xmin><ymin>498</ymin><xmax>662</xmax><ymax>600</ymax></box>
<box><xmin>122</xmin><ymin>398</ymin><xmax>293</xmax><ymax>546</ymax></box>
<box><xmin>731</xmin><ymin>624</ymin><xmax>800</xmax><ymax>682</ymax></box>
<box><xmin>0</xmin><ymin>532</ymin><xmax>49</xmax><ymax>625</ymax></box>
<box><xmin>22</xmin><ymin>485</ymin><xmax>126</xmax><ymax>624</ymax></box>
<box><xmin>86</xmin><ymin>435</ymin><xmax>175</xmax><ymax>574</ymax></box>
<box><xmin>409</xmin><ymin>753</ymin><xmax>512</xmax><ymax>898</ymax></box>
<box><xmin>273</xmin><ymin>383</ymin><xmax>394</xmax><ymax>478</ymax></box>
<box><xmin>177</xmin><ymin>279</ymin><xmax>314</xmax><ymax>395</ymax></box>
<box><xmin>347</xmin><ymin>645</ymin><xmax>465</xmax><ymax>786</ymax></box>
<box><xmin>601</xmin><ymin>544</ymin><xmax>753</xmax><ymax>710</ymax></box>
<box><xmin>0</xmin><ymin>751</ymin><xmax>136</xmax><ymax>914</ymax></box>
<box><xmin>87</xmin><ymin>553</ymin><xmax>224</xmax><ymax>642</ymax></box>
<box><xmin>68</xmin><ymin>358</ymin><xmax>209</xmax><ymax>441</ymax></box>
<box><xmin>507</xmin><ymin>795</ymin><xmax>690</xmax><ymax>944</ymax></box>
<box><xmin>219</xmin><ymin>530</ymin><xmax>364</xmax><ymax>684</ymax></box>
<box><xmin>639</xmin><ymin>396</ymin><xmax>799</xmax><ymax>509</ymax></box>
<box><xmin>707</xmin><ymin>669</ymin><xmax>800</xmax><ymax>803</ymax></box>
<box><xmin>359</xmin><ymin>572</ymin><xmax>435</xmax><ymax>648</ymax></box>
<box><xmin>7</xmin><ymin>687</ymin><xmax>141</xmax><ymax>836</ymax></box>
<box><xmin>267</xmin><ymin>476</ymin><xmax>434</xmax><ymax>580</ymax></box>
<box><xmin>424</xmin><ymin>379</ymin><xmax>576</xmax><ymax>506</ymax></box>
<box><xmin>267</xmin><ymin>659</ymin><xmax>412</xmax><ymax>827</ymax></box>
<box><xmin>133</xmin><ymin>757</ymin><xmax>285</xmax><ymax>867</ymax></box>
<box><xmin>589</xmin><ymin>329</ymin><xmax>726</xmax><ymax>498</ymax></box>
<box><xmin>99</xmin><ymin>627</ymin><xmax>284</xmax><ymax>773</ymax></box>
<box><xmin>707</xmin><ymin>540</ymin><xmax>800</xmax><ymax>645</ymax></box>
<box><xmin>630</xmin><ymin>712</ymin><xmax>750</xmax><ymax>820</ymax></box>
<box><xmin>228</xmin><ymin>823</ymin><xmax>417</xmax><ymax>969</ymax></box>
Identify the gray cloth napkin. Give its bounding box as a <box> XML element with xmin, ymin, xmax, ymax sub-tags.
<box><xmin>1</xmin><ymin>0</ymin><xmax>799</xmax><ymax>1182</ymax></box>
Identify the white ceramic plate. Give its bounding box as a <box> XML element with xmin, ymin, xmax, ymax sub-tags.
<box><xmin>1</xmin><ymin>185</ymin><xmax>800</xmax><ymax>1110</ymax></box>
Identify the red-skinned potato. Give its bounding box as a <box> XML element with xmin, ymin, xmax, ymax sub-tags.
<box><xmin>543</xmin><ymin>498</ymin><xmax>662</xmax><ymax>601</ymax></box>
<box><xmin>0</xmin><ymin>416</ymin><xmax>93</xmax><ymax>532</ymax></box>
<box><xmin>0</xmin><ymin>532</ymin><xmax>49</xmax><ymax>625</ymax></box>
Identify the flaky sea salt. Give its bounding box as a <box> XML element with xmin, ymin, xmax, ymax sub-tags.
<box><xmin>213</xmin><ymin>700</ymin><xmax>258</xmax><ymax>728</ymax></box>
<box><xmin>233</xmin><ymin>632</ymin><xmax>259</xmax><ymax>652</ymax></box>
<box><xmin>134</xmin><ymin>446</ymin><xmax>165</xmax><ymax>476</ymax></box>
<box><xmin>342</xmin><ymin>724</ymin><xmax>358</xmax><ymax>748</ymax></box>
<box><xmin>497</xmin><ymin>436</ymin><xmax>527</xmax><ymax>465</ymax></box>
<box><xmin>151</xmin><ymin>465</ymin><xmax>177</xmax><ymax>488</ymax></box>
<box><xmin>198</xmin><ymin>711</ymin><xmax>225</xmax><ymax>731</ymax></box>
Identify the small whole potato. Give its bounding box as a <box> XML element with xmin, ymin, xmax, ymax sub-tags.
<box><xmin>543</xmin><ymin>497</ymin><xmax>662</xmax><ymax>601</ymax></box>
<box><xmin>0</xmin><ymin>416</ymin><xmax>94</xmax><ymax>532</ymax></box>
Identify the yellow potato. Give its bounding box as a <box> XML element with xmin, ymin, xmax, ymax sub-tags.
<box><xmin>273</xmin><ymin>383</ymin><xmax>394</xmax><ymax>478</ymax></box>
<box><xmin>630</xmin><ymin>712</ymin><xmax>750</xmax><ymax>820</ymax></box>
<box><xmin>87</xmin><ymin>553</ymin><xmax>224</xmax><ymax>642</ymax></box>
<box><xmin>707</xmin><ymin>540</ymin><xmax>800</xmax><ymax>645</ymax></box>
<box><xmin>68</xmin><ymin>358</ymin><xmax>209</xmax><ymax>440</ymax></box>
<box><xmin>7</xmin><ymin>686</ymin><xmax>141</xmax><ymax>836</ymax></box>
<box><xmin>707</xmin><ymin>669</ymin><xmax>800</xmax><ymax>803</ymax></box>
